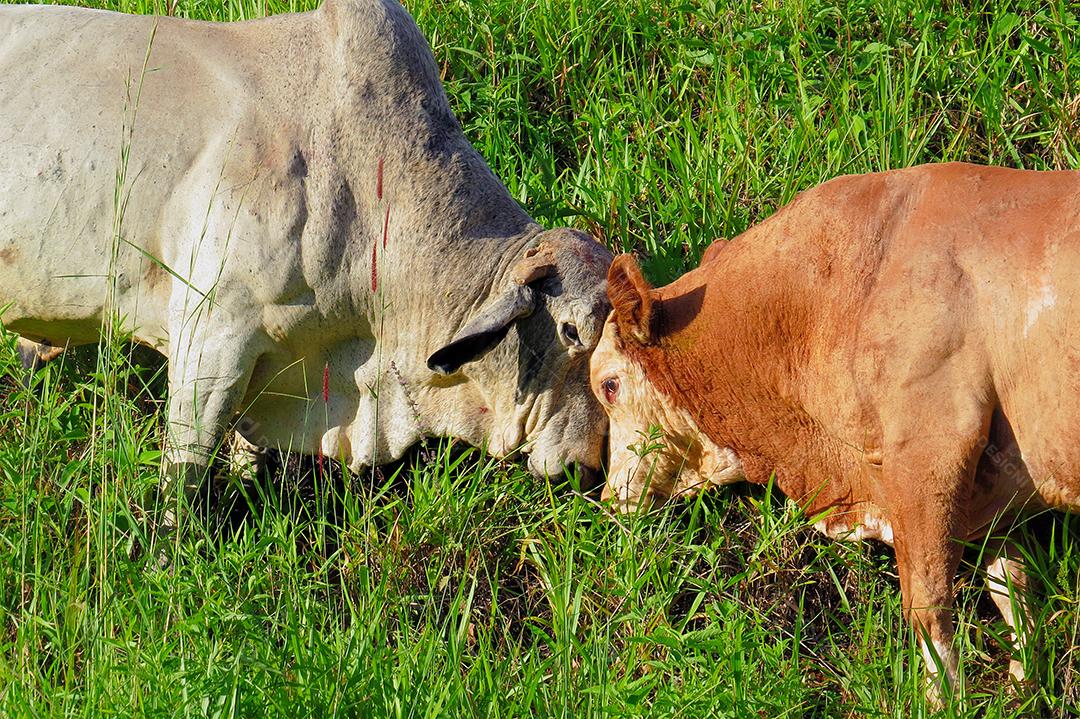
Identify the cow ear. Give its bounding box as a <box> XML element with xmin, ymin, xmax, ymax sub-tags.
<box><xmin>427</xmin><ymin>285</ymin><xmax>537</xmax><ymax>375</ymax></box>
<box><xmin>607</xmin><ymin>253</ymin><xmax>655</xmax><ymax>345</ymax></box>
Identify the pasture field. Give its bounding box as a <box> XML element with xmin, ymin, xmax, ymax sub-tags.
<box><xmin>1</xmin><ymin>0</ymin><xmax>1079</xmax><ymax>716</ymax></box>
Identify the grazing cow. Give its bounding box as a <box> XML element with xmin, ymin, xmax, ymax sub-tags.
<box><xmin>0</xmin><ymin>0</ymin><xmax>612</xmax><ymax>523</ymax></box>
<box><xmin>591</xmin><ymin>162</ymin><xmax>1080</xmax><ymax>696</ymax></box>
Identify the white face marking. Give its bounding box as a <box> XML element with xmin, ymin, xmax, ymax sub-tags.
<box><xmin>590</xmin><ymin>316</ymin><xmax>744</xmax><ymax>512</ymax></box>
<box><xmin>1023</xmin><ymin>281</ymin><xmax>1056</xmax><ymax>337</ymax></box>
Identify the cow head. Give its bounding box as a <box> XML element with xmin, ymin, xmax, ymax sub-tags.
<box><xmin>590</xmin><ymin>253</ymin><xmax>744</xmax><ymax>512</ymax></box>
<box><xmin>427</xmin><ymin>228</ymin><xmax>613</xmax><ymax>479</ymax></box>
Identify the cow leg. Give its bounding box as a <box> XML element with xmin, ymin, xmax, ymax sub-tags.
<box><xmin>884</xmin><ymin>407</ymin><xmax>989</xmax><ymax>706</ymax></box>
<box><xmin>228</xmin><ymin>430</ymin><xmax>269</xmax><ymax>479</ymax></box>
<box><xmin>158</xmin><ymin>325</ymin><xmax>258</xmax><ymax>534</ymax></box>
<box><xmin>892</xmin><ymin>508</ymin><xmax>964</xmax><ymax>706</ymax></box>
<box><xmin>983</xmin><ymin>537</ymin><xmax>1034</xmax><ymax>686</ymax></box>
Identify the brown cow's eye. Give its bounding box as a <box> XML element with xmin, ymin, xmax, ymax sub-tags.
<box><xmin>602</xmin><ymin>377</ymin><xmax>620</xmax><ymax>403</ymax></box>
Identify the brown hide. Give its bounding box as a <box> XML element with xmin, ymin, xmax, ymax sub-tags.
<box><xmin>597</xmin><ymin>161</ymin><xmax>1080</xmax><ymax>694</ymax></box>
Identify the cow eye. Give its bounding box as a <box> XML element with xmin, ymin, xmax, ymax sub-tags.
<box><xmin>560</xmin><ymin>322</ymin><xmax>582</xmax><ymax>348</ymax></box>
<box><xmin>601</xmin><ymin>377</ymin><xmax>620</xmax><ymax>403</ymax></box>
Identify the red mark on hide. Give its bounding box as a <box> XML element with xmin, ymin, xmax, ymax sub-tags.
<box><xmin>371</xmin><ymin>243</ymin><xmax>378</xmax><ymax>292</ymax></box>
<box><xmin>478</xmin><ymin>406</ymin><xmax>488</xmax><ymax>414</ymax></box>
<box><xmin>382</xmin><ymin>203</ymin><xmax>391</xmax><ymax>249</ymax></box>
<box><xmin>376</xmin><ymin>157</ymin><xmax>384</xmax><ymax>201</ymax></box>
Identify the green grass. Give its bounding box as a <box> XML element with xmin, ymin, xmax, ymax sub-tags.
<box><xmin>2</xmin><ymin>0</ymin><xmax>1079</xmax><ymax>716</ymax></box>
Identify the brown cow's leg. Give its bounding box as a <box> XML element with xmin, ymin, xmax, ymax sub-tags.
<box><xmin>983</xmin><ymin>538</ymin><xmax>1034</xmax><ymax>686</ymax></box>
<box><xmin>892</xmin><ymin>512</ymin><xmax>964</xmax><ymax>706</ymax></box>
<box><xmin>883</xmin><ymin>405</ymin><xmax>989</xmax><ymax>707</ymax></box>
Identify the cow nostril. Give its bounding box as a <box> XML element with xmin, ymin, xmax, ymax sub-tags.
<box><xmin>575</xmin><ymin>465</ymin><xmax>603</xmax><ymax>493</ymax></box>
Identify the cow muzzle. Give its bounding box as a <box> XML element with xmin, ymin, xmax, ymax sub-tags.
<box><xmin>600</xmin><ymin>475</ymin><xmax>655</xmax><ymax>513</ymax></box>
<box><xmin>600</xmin><ymin>454</ymin><xmax>662</xmax><ymax>513</ymax></box>
<box><xmin>526</xmin><ymin>451</ymin><xmax>601</xmax><ymax>488</ymax></box>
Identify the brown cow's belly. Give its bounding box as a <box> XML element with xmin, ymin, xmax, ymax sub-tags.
<box><xmin>983</xmin><ymin>274</ymin><xmax>1080</xmax><ymax>513</ymax></box>
<box><xmin>988</xmin><ymin>395</ymin><xmax>1080</xmax><ymax>514</ymax></box>
<box><xmin>967</xmin><ymin>444</ymin><xmax>1075</xmax><ymax>535</ymax></box>
<box><xmin>1024</xmin><ymin>454</ymin><xmax>1080</xmax><ymax>511</ymax></box>
<box><xmin>1015</xmin><ymin>432</ymin><xmax>1080</xmax><ymax>512</ymax></box>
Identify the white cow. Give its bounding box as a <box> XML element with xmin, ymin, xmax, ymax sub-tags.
<box><xmin>0</xmin><ymin>0</ymin><xmax>612</xmax><ymax>517</ymax></box>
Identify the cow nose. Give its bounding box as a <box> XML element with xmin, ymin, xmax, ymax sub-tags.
<box><xmin>600</xmin><ymin>477</ymin><xmax>653</xmax><ymax>513</ymax></box>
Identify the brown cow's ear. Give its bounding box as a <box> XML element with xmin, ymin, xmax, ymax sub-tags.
<box><xmin>607</xmin><ymin>253</ymin><xmax>655</xmax><ymax>345</ymax></box>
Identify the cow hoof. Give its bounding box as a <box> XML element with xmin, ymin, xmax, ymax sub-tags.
<box><xmin>1004</xmin><ymin>659</ymin><xmax>1040</xmax><ymax>700</ymax></box>
<box><xmin>924</xmin><ymin>682</ymin><xmax>953</xmax><ymax>713</ymax></box>
<box><xmin>1008</xmin><ymin>659</ymin><xmax>1026</xmax><ymax>685</ymax></box>
<box><xmin>147</xmin><ymin>522</ymin><xmax>180</xmax><ymax>572</ymax></box>
<box><xmin>229</xmin><ymin>433</ymin><xmax>268</xmax><ymax>480</ymax></box>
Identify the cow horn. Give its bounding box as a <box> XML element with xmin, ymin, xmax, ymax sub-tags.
<box><xmin>511</xmin><ymin>242</ymin><xmax>559</xmax><ymax>285</ymax></box>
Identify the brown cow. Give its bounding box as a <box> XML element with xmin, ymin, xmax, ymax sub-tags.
<box><xmin>590</xmin><ymin>162</ymin><xmax>1080</xmax><ymax>698</ymax></box>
